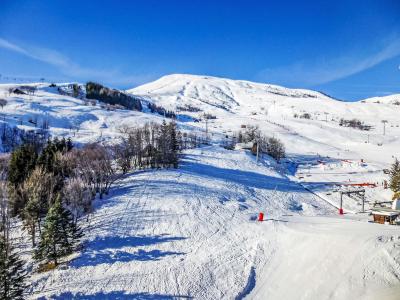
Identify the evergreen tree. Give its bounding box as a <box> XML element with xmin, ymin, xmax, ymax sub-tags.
<box><xmin>36</xmin><ymin>139</ymin><xmax>56</xmax><ymax>173</ymax></box>
<box><xmin>389</xmin><ymin>159</ymin><xmax>400</xmax><ymax>199</ymax></box>
<box><xmin>0</xmin><ymin>236</ymin><xmax>26</xmax><ymax>300</ymax></box>
<box><xmin>8</xmin><ymin>144</ymin><xmax>37</xmax><ymax>215</ymax></box>
<box><xmin>8</xmin><ymin>144</ymin><xmax>37</xmax><ymax>187</ymax></box>
<box><xmin>168</xmin><ymin>122</ymin><xmax>179</xmax><ymax>168</ymax></box>
<box><xmin>158</xmin><ymin>120</ymin><xmax>169</xmax><ymax>167</ymax></box>
<box><xmin>66</xmin><ymin>138</ymin><xmax>73</xmax><ymax>152</ymax></box>
<box><xmin>35</xmin><ymin>195</ymin><xmax>82</xmax><ymax>266</ymax></box>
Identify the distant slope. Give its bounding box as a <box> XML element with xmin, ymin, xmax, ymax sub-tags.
<box><xmin>128</xmin><ymin>74</ymin><xmax>334</xmax><ymax>112</ymax></box>
<box><xmin>362</xmin><ymin>93</ymin><xmax>400</xmax><ymax>105</ymax></box>
<box><xmin>0</xmin><ymin>83</ymin><xmax>169</xmax><ymax>147</ymax></box>
<box><xmin>129</xmin><ymin>74</ymin><xmax>400</xmax><ymax>165</ymax></box>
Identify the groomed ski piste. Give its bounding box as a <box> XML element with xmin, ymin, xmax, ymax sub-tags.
<box><xmin>1</xmin><ymin>74</ymin><xmax>400</xmax><ymax>299</ymax></box>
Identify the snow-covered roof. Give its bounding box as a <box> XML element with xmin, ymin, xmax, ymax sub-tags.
<box><xmin>372</xmin><ymin>211</ymin><xmax>400</xmax><ymax>217</ymax></box>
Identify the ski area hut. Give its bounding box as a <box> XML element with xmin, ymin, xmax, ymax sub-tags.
<box><xmin>372</xmin><ymin>211</ymin><xmax>399</xmax><ymax>225</ymax></box>
<box><xmin>371</xmin><ymin>198</ymin><xmax>400</xmax><ymax>225</ymax></box>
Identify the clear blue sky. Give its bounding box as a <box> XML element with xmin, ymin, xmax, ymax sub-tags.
<box><xmin>0</xmin><ymin>0</ymin><xmax>399</xmax><ymax>100</ymax></box>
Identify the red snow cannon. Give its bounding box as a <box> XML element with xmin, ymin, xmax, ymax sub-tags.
<box><xmin>258</xmin><ymin>212</ymin><xmax>264</xmax><ymax>221</ymax></box>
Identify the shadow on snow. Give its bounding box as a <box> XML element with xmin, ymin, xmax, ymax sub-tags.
<box><xmin>180</xmin><ymin>159</ymin><xmax>304</xmax><ymax>193</ymax></box>
<box><xmin>71</xmin><ymin>235</ymin><xmax>186</xmax><ymax>268</ymax></box>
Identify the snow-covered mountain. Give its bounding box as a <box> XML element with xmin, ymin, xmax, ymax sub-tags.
<box><xmin>128</xmin><ymin>73</ymin><xmax>335</xmax><ymax>111</ymax></box>
<box><xmin>1</xmin><ymin>75</ymin><xmax>400</xmax><ymax>299</ymax></box>
<box><xmin>130</xmin><ymin>74</ymin><xmax>400</xmax><ymax>164</ymax></box>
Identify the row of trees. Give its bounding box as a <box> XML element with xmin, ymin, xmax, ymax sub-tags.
<box><xmin>86</xmin><ymin>82</ymin><xmax>142</xmax><ymax>111</ymax></box>
<box><xmin>0</xmin><ymin>124</ymin><xmax>49</xmax><ymax>153</ymax></box>
<box><xmin>339</xmin><ymin>118</ymin><xmax>372</xmax><ymax>131</ymax></box>
<box><xmin>115</xmin><ymin>121</ymin><xmax>181</xmax><ymax>172</ymax></box>
<box><xmin>8</xmin><ymin>86</ymin><xmax>36</xmax><ymax>96</ymax></box>
<box><xmin>147</xmin><ymin>103</ymin><xmax>176</xmax><ymax>119</ymax></box>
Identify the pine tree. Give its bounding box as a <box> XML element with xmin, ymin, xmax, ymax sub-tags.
<box><xmin>0</xmin><ymin>236</ymin><xmax>26</xmax><ymax>300</ymax></box>
<box><xmin>168</xmin><ymin>122</ymin><xmax>179</xmax><ymax>168</ymax></box>
<box><xmin>389</xmin><ymin>159</ymin><xmax>400</xmax><ymax>199</ymax></box>
<box><xmin>159</xmin><ymin>120</ymin><xmax>169</xmax><ymax>167</ymax></box>
<box><xmin>8</xmin><ymin>144</ymin><xmax>37</xmax><ymax>188</ymax></box>
<box><xmin>8</xmin><ymin>144</ymin><xmax>37</xmax><ymax>215</ymax></box>
<box><xmin>35</xmin><ymin>195</ymin><xmax>82</xmax><ymax>266</ymax></box>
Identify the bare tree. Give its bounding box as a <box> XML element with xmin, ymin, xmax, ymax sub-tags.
<box><xmin>63</xmin><ymin>177</ymin><xmax>92</xmax><ymax>224</ymax></box>
<box><xmin>20</xmin><ymin>166</ymin><xmax>56</xmax><ymax>246</ymax></box>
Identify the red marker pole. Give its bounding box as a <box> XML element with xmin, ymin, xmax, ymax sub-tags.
<box><xmin>258</xmin><ymin>212</ymin><xmax>264</xmax><ymax>221</ymax></box>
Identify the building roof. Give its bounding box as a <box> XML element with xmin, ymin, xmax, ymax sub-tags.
<box><xmin>372</xmin><ymin>211</ymin><xmax>400</xmax><ymax>217</ymax></box>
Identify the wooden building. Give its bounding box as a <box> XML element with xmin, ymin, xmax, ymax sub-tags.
<box><xmin>372</xmin><ymin>211</ymin><xmax>399</xmax><ymax>225</ymax></box>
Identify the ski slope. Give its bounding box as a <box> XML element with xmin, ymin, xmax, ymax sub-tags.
<box><xmin>0</xmin><ymin>75</ymin><xmax>399</xmax><ymax>299</ymax></box>
<box><xmin>0</xmin><ymin>83</ymin><xmax>168</xmax><ymax>147</ymax></box>
<box><xmin>27</xmin><ymin>147</ymin><xmax>400</xmax><ymax>299</ymax></box>
<box><xmin>130</xmin><ymin>74</ymin><xmax>400</xmax><ymax>210</ymax></box>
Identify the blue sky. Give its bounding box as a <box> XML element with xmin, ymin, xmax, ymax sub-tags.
<box><xmin>0</xmin><ymin>0</ymin><xmax>399</xmax><ymax>100</ymax></box>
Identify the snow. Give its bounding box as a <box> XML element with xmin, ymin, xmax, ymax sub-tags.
<box><xmin>25</xmin><ymin>146</ymin><xmax>400</xmax><ymax>299</ymax></box>
<box><xmin>0</xmin><ymin>83</ymin><xmax>174</xmax><ymax>147</ymax></box>
<box><xmin>129</xmin><ymin>73</ymin><xmax>400</xmax><ymax>211</ymax></box>
<box><xmin>0</xmin><ymin>75</ymin><xmax>399</xmax><ymax>299</ymax></box>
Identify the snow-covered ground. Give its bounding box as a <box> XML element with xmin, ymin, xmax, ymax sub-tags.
<box><xmin>1</xmin><ymin>75</ymin><xmax>399</xmax><ymax>299</ymax></box>
<box><xmin>27</xmin><ymin>147</ymin><xmax>400</xmax><ymax>299</ymax></box>
<box><xmin>130</xmin><ymin>74</ymin><xmax>400</xmax><ymax>212</ymax></box>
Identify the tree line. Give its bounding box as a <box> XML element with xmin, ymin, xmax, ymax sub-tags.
<box><xmin>147</xmin><ymin>103</ymin><xmax>176</xmax><ymax>119</ymax></box>
<box><xmin>86</xmin><ymin>82</ymin><xmax>142</xmax><ymax>111</ymax></box>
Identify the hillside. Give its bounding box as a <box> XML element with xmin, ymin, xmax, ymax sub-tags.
<box><xmin>27</xmin><ymin>147</ymin><xmax>400</xmax><ymax>299</ymax></box>
<box><xmin>0</xmin><ymin>76</ymin><xmax>399</xmax><ymax>299</ymax></box>
<box><xmin>129</xmin><ymin>74</ymin><xmax>400</xmax><ymax>165</ymax></box>
<box><xmin>129</xmin><ymin>74</ymin><xmax>400</xmax><ymax>207</ymax></box>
